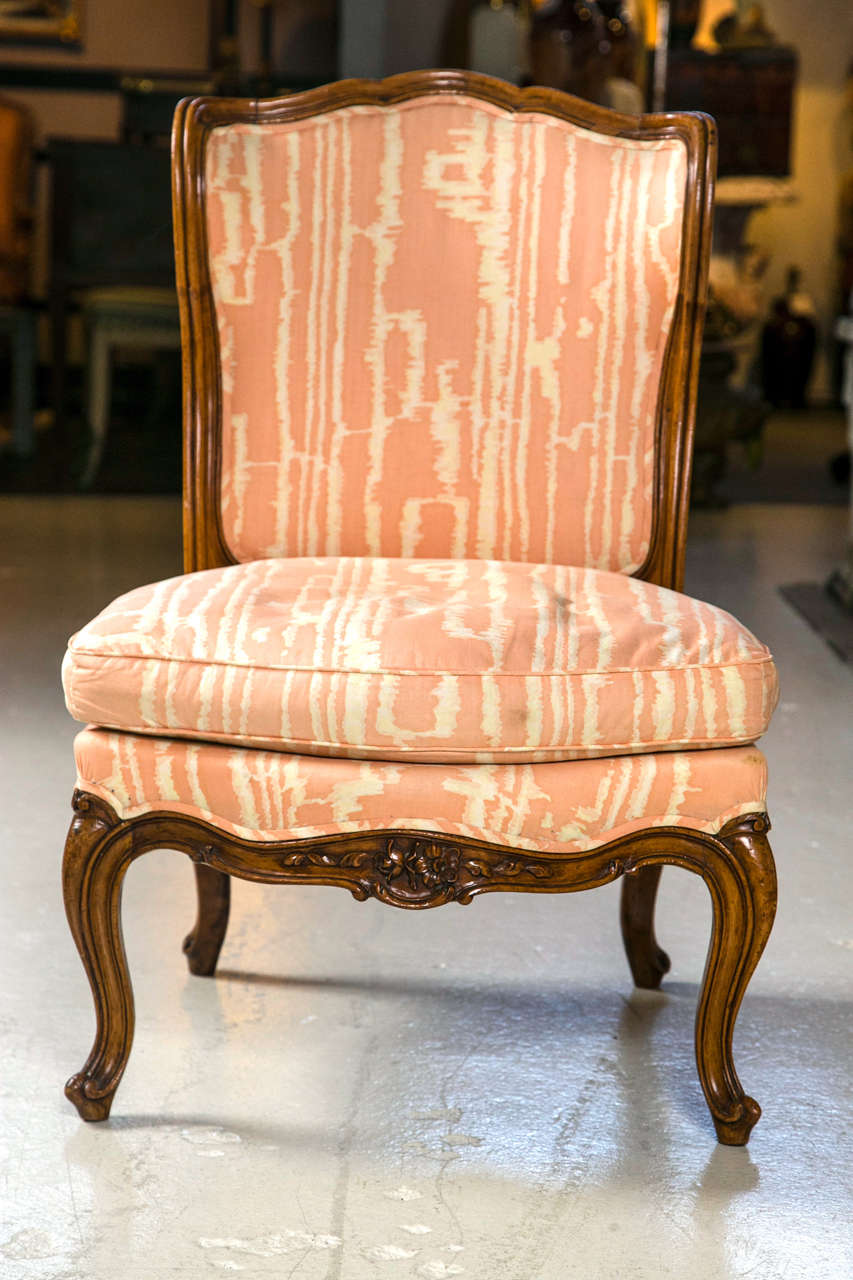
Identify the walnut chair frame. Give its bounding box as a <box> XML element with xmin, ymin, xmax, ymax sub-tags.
<box><xmin>62</xmin><ymin>72</ymin><xmax>777</xmax><ymax>1145</ymax></box>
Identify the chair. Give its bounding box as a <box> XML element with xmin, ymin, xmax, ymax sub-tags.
<box><xmin>0</xmin><ymin>95</ymin><xmax>37</xmax><ymax>458</ymax></box>
<box><xmin>60</xmin><ymin>71</ymin><xmax>779</xmax><ymax>1145</ymax></box>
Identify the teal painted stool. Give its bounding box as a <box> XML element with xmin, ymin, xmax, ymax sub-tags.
<box><xmin>80</xmin><ymin>286</ymin><xmax>180</xmax><ymax>487</ymax></box>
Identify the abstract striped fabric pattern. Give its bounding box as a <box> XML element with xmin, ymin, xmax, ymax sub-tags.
<box><xmin>63</xmin><ymin>557</ymin><xmax>778</xmax><ymax>765</ymax></box>
<box><xmin>205</xmin><ymin>96</ymin><xmax>688</xmax><ymax>571</ymax></box>
<box><xmin>74</xmin><ymin>728</ymin><xmax>769</xmax><ymax>854</ymax></box>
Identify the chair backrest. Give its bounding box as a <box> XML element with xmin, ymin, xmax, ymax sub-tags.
<box><xmin>173</xmin><ymin>72</ymin><xmax>714</xmax><ymax>589</ymax></box>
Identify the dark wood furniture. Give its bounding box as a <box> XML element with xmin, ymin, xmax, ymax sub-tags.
<box><xmin>47</xmin><ymin>138</ymin><xmax>175</xmax><ymax>429</ymax></box>
<box><xmin>0</xmin><ymin>95</ymin><xmax>36</xmax><ymax>456</ymax></box>
<box><xmin>665</xmin><ymin>47</ymin><xmax>797</xmax><ymax>177</ymax></box>
<box><xmin>62</xmin><ymin>72</ymin><xmax>778</xmax><ymax>1146</ymax></box>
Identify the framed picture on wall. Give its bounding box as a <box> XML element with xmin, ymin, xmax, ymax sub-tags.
<box><xmin>0</xmin><ymin>0</ymin><xmax>83</xmax><ymax>46</ymax></box>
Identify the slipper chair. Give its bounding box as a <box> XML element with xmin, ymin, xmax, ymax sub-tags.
<box><xmin>61</xmin><ymin>71</ymin><xmax>778</xmax><ymax>1144</ymax></box>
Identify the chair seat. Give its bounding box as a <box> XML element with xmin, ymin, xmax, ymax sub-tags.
<box><xmin>73</xmin><ymin>728</ymin><xmax>769</xmax><ymax>854</ymax></box>
<box><xmin>63</xmin><ymin>557</ymin><xmax>778</xmax><ymax>764</ymax></box>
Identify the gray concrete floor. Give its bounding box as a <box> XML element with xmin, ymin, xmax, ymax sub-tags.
<box><xmin>1</xmin><ymin>497</ymin><xmax>851</xmax><ymax>1279</ymax></box>
<box><xmin>720</xmin><ymin>409</ymin><xmax>848</xmax><ymax>506</ymax></box>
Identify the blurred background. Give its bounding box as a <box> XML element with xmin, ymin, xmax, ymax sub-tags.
<box><xmin>0</xmin><ymin>0</ymin><xmax>852</xmax><ymax>603</ymax></box>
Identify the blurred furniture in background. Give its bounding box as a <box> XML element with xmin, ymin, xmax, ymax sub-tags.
<box><xmin>79</xmin><ymin>286</ymin><xmax>180</xmax><ymax>488</ymax></box>
<box><xmin>441</xmin><ymin>0</ymin><xmax>531</xmax><ymax>85</ymax></box>
<box><xmin>598</xmin><ymin>0</ymin><xmax>646</xmax><ymax>115</ymax></box>
<box><xmin>70</xmin><ymin>78</ymin><xmax>213</xmax><ymax>486</ymax></box>
<box><xmin>691</xmin><ymin>176</ymin><xmax>796</xmax><ymax>504</ymax></box>
<box><xmin>47</xmin><ymin>138</ymin><xmax>176</xmax><ymax>439</ymax></box>
<box><xmin>654</xmin><ymin>23</ymin><xmax>801</xmax><ymax>504</ymax></box>
<box><xmin>528</xmin><ymin>0</ymin><xmax>610</xmax><ymax>102</ymax></box>
<box><xmin>664</xmin><ymin>36</ymin><xmax>799</xmax><ymax>504</ymax></box>
<box><xmin>0</xmin><ymin>304</ymin><xmax>37</xmax><ymax>458</ymax></box>
<box><xmin>0</xmin><ymin>95</ymin><xmax>37</xmax><ymax>457</ymax></box>
<box><xmin>120</xmin><ymin>75</ymin><xmax>216</xmax><ymax>144</ymax></box>
<box><xmin>828</xmin><ymin>307</ymin><xmax>853</xmax><ymax>612</ymax></box>
<box><xmin>760</xmin><ymin>266</ymin><xmax>818</xmax><ymax>411</ymax></box>
<box><xmin>665</xmin><ymin>45</ymin><xmax>797</xmax><ymax>176</ymax></box>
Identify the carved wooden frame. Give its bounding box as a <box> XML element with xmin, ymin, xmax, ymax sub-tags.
<box><xmin>63</xmin><ymin>789</ymin><xmax>776</xmax><ymax>1144</ymax></box>
<box><xmin>61</xmin><ymin>75</ymin><xmax>778</xmax><ymax>1145</ymax></box>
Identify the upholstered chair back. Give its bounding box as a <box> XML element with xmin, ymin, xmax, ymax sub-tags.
<box><xmin>176</xmin><ymin>78</ymin><xmax>713</xmax><ymax>586</ymax></box>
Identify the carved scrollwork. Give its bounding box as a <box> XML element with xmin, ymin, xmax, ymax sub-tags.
<box><xmin>63</xmin><ymin>789</ymin><xmax>777</xmax><ymax>1141</ymax></box>
<box><xmin>270</xmin><ymin>834</ymin><xmax>555</xmax><ymax>906</ymax></box>
<box><xmin>718</xmin><ymin>812</ymin><xmax>771</xmax><ymax>839</ymax></box>
<box><xmin>463</xmin><ymin>853</ymin><xmax>553</xmax><ymax>882</ymax></box>
<box><xmin>277</xmin><ymin>846</ymin><xmax>373</xmax><ymax>870</ymax></box>
<box><xmin>70</xmin><ymin>788</ymin><xmax>120</xmax><ymax>839</ymax></box>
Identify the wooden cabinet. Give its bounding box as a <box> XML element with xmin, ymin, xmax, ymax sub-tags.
<box><xmin>665</xmin><ymin>47</ymin><xmax>797</xmax><ymax>178</ymax></box>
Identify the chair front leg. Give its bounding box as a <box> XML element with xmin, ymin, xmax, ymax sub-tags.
<box><xmin>183</xmin><ymin>865</ymin><xmax>231</xmax><ymax>976</ymax></box>
<box><xmin>693</xmin><ymin>814</ymin><xmax>777</xmax><ymax>1145</ymax></box>
<box><xmin>62</xmin><ymin>791</ymin><xmax>137</xmax><ymax>1121</ymax></box>
<box><xmin>620</xmin><ymin>864</ymin><xmax>671</xmax><ymax>989</ymax></box>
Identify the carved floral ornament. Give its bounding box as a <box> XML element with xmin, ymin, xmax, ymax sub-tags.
<box><xmin>277</xmin><ymin>834</ymin><xmax>554</xmax><ymax>905</ymax></box>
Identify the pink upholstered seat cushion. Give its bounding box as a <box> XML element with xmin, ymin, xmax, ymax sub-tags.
<box><xmin>63</xmin><ymin>557</ymin><xmax>778</xmax><ymax>764</ymax></box>
<box><xmin>73</xmin><ymin>728</ymin><xmax>769</xmax><ymax>854</ymax></box>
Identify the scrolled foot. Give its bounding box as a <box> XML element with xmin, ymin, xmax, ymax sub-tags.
<box><xmin>712</xmin><ymin>1096</ymin><xmax>761</xmax><ymax>1146</ymax></box>
<box><xmin>182</xmin><ymin>929</ymin><xmax>219</xmax><ymax>976</ymax></box>
<box><xmin>631</xmin><ymin>941</ymin><xmax>671</xmax><ymax>990</ymax></box>
<box><xmin>183</xmin><ymin>930</ymin><xmax>206</xmax><ymax>975</ymax></box>
<box><xmin>65</xmin><ymin>1072</ymin><xmax>116</xmax><ymax>1122</ymax></box>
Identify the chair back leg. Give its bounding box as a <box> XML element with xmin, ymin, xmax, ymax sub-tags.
<box><xmin>183</xmin><ymin>865</ymin><xmax>231</xmax><ymax>976</ymax></box>
<box><xmin>620</xmin><ymin>864</ymin><xmax>671</xmax><ymax>990</ymax></box>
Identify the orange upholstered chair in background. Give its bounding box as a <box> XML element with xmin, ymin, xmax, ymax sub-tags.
<box><xmin>60</xmin><ymin>72</ymin><xmax>778</xmax><ymax>1144</ymax></box>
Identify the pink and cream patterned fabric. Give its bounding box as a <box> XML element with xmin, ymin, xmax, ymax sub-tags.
<box><xmin>205</xmin><ymin>96</ymin><xmax>687</xmax><ymax>571</ymax></box>
<box><xmin>73</xmin><ymin>728</ymin><xmax>768</xmax><ymax>853</ymax></box>
<box><xmin>63</xmin><ymin>557</ymin><xmax>778</xmax><ymax>765</ymax></box>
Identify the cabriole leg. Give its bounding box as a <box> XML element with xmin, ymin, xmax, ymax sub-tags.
<box><xmin>620</xmin><ymin>864</ymin><xmax>671</xmax><ymax>989</ymax></box>
<box><xmin>694</xmin><ymin>815</ymin><xmax>777</xmax><ymax>1145</ymax></box>
<box><xmin>183</xmin><ymin>865</ymin><xmax>231</xmax><ymax>976</ymax></box>
<box><xmin>62</xmin><ymin>791</ymin><xmax>136</xmax><ymax>1121</ymax></box>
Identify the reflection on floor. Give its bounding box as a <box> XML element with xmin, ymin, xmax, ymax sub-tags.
<box><xmin>0</xmin><ymin>498</ymin><xmax>851</xmax><ymax>1279</ymax></box>
<box><xmin>719</xmin><ymin>407</ymin><xmax>848</xmax><ymax>506</ymax></box>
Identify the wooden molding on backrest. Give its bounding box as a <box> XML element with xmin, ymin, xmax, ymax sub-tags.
<box><xmin>172</xmin><ymin>70</ymin><xmax>716</xmax><ymax>590</ymax></box>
